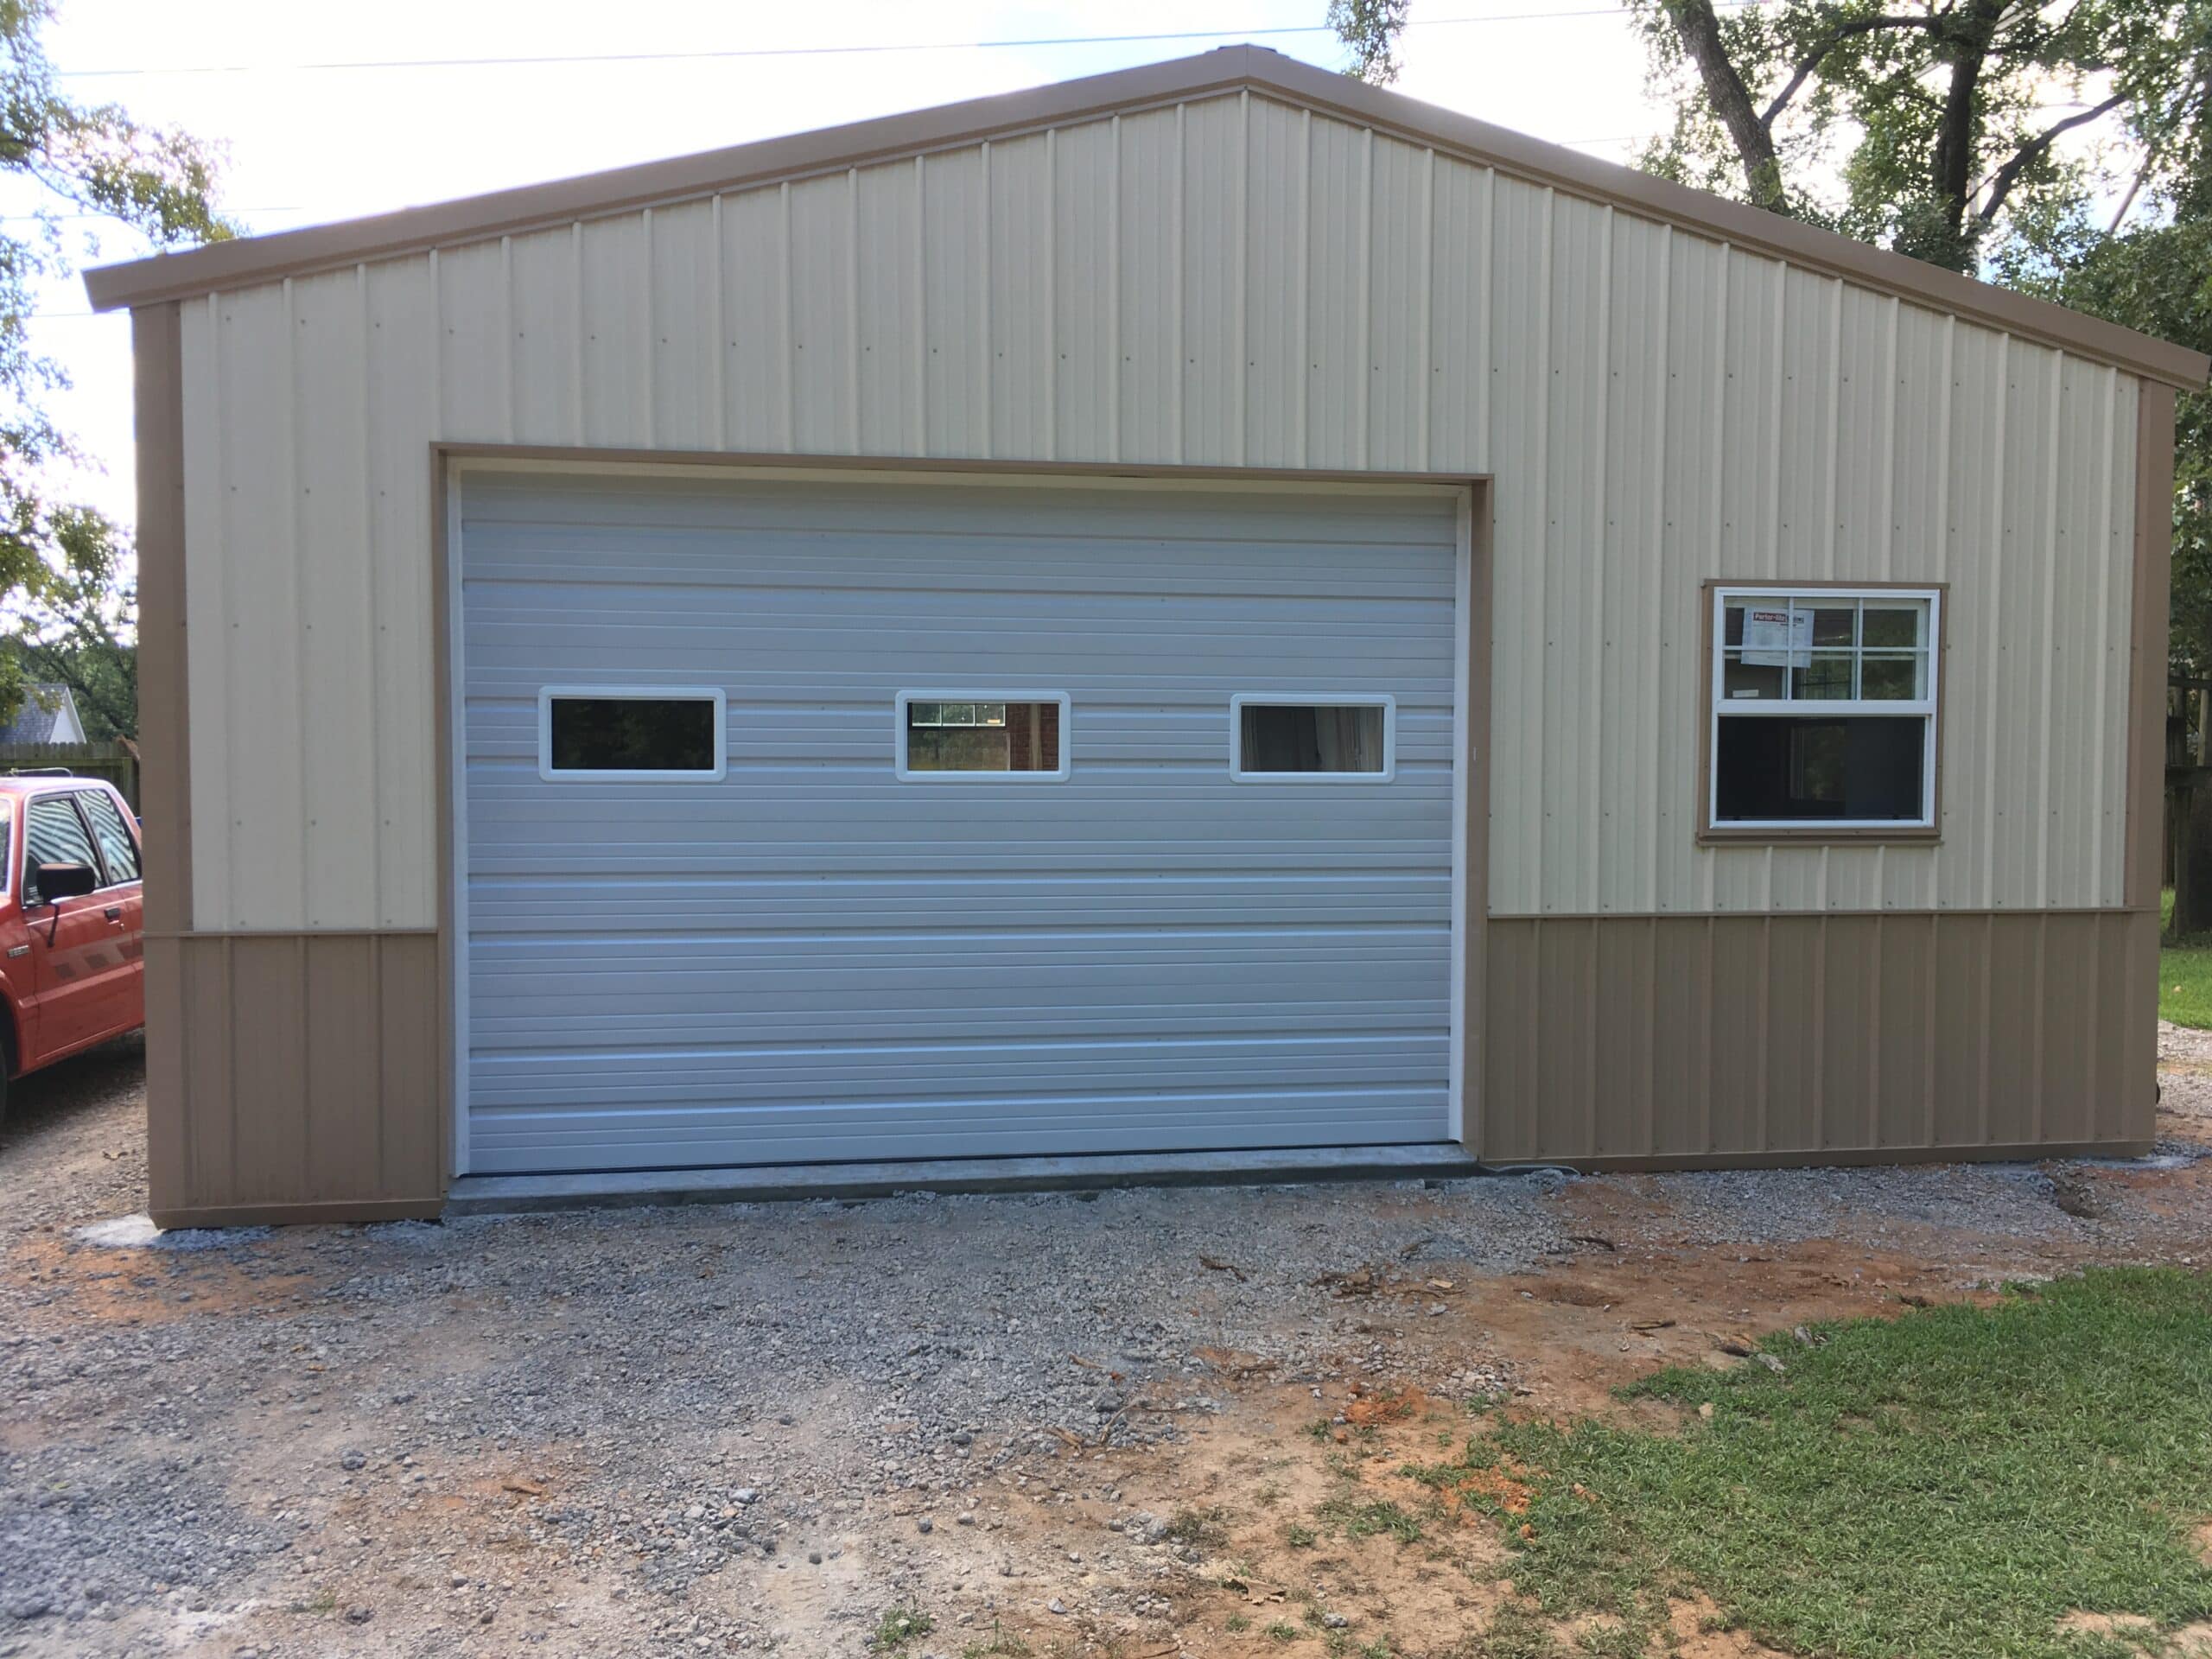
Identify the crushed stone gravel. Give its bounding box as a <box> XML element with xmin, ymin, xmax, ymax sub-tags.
<box><xmin>3</xmin><ymin>1029</ymin><xmax>2209</xmax><ymax>1656</ymax></box>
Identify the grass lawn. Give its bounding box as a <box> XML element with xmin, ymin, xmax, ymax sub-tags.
<box><xmin>2164</xmin><ymin>890</ymin><xmax>2212</xmax><ymax>1029</ymax></box>
<box><xmin>1425</xmin><ymin>1269</ymin><xmax>2212</xmax><ymax>1658</ymax></box>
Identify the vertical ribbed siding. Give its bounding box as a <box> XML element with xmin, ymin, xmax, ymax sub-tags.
<box><xmin>177</xmin><ymin>90</ymin><xmax>2145</xmax><ymax>931</ymax></box>
<box><xmin>1483</xmin><ymin>911</ymin><xmax>2156</xmax><ymax>1164</ymax></box>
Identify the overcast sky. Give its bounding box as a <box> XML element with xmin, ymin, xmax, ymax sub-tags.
<box><xmin>27</xmin><ymin>0</ymin><xmax>1668</xmax><ymax>533</ymax></box>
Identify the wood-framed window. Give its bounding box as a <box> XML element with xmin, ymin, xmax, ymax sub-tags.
<box><xmin>1701</xmin><ymin>582</ymin><xmax>1942</xmax><ymax>842</ymax></box>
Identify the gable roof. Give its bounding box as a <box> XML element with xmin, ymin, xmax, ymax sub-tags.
<box><xmin>84</xmin><ymin>44</ymin><xmax>2208</xmax><ymax>390</ymax></box>
<box><xmin>0</xmin><ymin>683</ymin><xmax>85</xmax><ymax>745</ymax></box>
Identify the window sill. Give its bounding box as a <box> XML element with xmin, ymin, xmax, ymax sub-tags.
<box><xmin>1698</xmin><ymin>824</ymin><xmax>1940</xmax><ymax>848</ymax></box>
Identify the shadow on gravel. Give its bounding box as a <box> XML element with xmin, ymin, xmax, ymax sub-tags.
<box><xmin>0</xmin><ymin>1032</ymin><xmax>144</xmax><ymax>1152</ymax></box>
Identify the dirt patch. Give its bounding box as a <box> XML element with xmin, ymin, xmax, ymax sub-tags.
<box><xmin>5</xmin><ymin>1230</ymin><xmax>321</xmax><ymax>1332</ymax></box>
<box><xmin>1670</xmin><ymin>1592</ymin><xmax>1795</xmax><ymax>1656</ymax></box>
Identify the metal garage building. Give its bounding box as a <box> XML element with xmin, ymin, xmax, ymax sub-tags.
<box><xmin>89</xmin><ymin>48</ymin><xmax>2207</xmax><ymax>1225</ymax></box>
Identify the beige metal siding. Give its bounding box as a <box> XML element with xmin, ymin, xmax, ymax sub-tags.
<box><xmin>175</xmin><ymin>91</ymin><xmax>2143</xmax><ymax>931</ymax></box>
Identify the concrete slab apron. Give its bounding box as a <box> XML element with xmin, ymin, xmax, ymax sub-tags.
<box><xmin>443</xmin><ymin>1143</ymin><xmax>1486</xmax><ymax>1216</ymax></box>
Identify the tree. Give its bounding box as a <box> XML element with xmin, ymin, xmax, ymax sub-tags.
<box><xmin>0</xmin><ymin>0</ymin><xmax>232</xmax><ymax>729</ymax></box>
<box><xmin>1332</xmin><ymin>0</ymin><xmax>2212</xmax><ymax>674</ymax></box>
<box><xmin>1625</xmin><ymin>1</ymin><xmax>2211</xmax><ymax>274</ymax></box>
<box><xmin>1327</xmin><ymin>0</ymin><xmax>1413</xmax><ymax>84</ymax></box>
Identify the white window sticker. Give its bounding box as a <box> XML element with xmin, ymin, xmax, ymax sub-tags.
<box><xmin>1740</xmin><ymin>605</ymin><xmax>1812</xmax><ymax>668</ymax></box>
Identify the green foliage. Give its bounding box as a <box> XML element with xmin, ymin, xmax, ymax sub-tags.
<box><xmin>1331</xmin><ymin>1</ymin><xmax>2212</xmax><ymax>677</ymax></box>
<box><xmin>0</xmin><ymin>0</ymin><xmax>230</xmax><ymax>730</ymax></box>
<box><xmin>1626</xmin><ymin>1</ymin><xmax>2212</xmax><ymax>271</ymax></box>
<box><xmin>872</xmin><ymin>1605</ymin><xmax>934</xmax><ymax>1649</ymax></box>
<box><xmin>1318</xmin><ymin>1497</ymin><xmax>1423</xmax><ymax>1542</ymax></box>
<box><xmin>1450</xmin><ymin>1270</ymin><xmax>2212</xmax><ymax>1657</ymax></box>
<box><xmin>2158</xmin><ymin>891</ymin><xmax>2212</xmax><ymax>1022</ymax></box>
<box><xmin>1328</xmin><ymin>0</ymin><xmax>1411</xmax><ymax>85</ymax></box>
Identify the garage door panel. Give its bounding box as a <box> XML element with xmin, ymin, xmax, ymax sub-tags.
<box><xmin>464</xmin><ymin>1088</ymin><xmax>1451</xmax><ymax>1173</ymax></box>
<box><xmin>461</xmin><ymin>472</ymin><xmax>1459</xmax><ymax>1173</ymax></box>
<box><xmin>470</xmin><ymin>1034</ymin><xmax>1449</xmax><ymax>1104</ymax></box>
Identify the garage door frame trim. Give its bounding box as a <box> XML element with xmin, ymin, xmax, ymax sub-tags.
<box><xmin>432</xmin><ymin>443</ymin><xmax>1493</xmax><ymax>1180</ymax></box>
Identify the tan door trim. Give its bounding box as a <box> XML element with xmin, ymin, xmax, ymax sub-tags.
<box><xmin>432</xmin><ymin>444</ymin><xmax>1494</xmax><ymax>1173</ymax></box>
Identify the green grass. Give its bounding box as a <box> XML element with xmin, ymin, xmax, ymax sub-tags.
<box><xmin>2160</xmin><ymin>887</ymin><xmax>2212</xmax><ymax>1027</ymax></box>
<box><xmin>1319</xmin><ymin>1497</ymin><xmax>1425</xmax><ymax>1543</ymax></box>
<box><xmin>1431</xmin><ymin>1268</ymin><xmax>2212</xmax><ymax>1658</ymax></box>
<box><xmin>872</xmin><ymin>1606</ymin><xmax>934</xmax><ymax>1650</ymax></box>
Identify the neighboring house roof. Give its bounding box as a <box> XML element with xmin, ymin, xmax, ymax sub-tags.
<box><xmin>82</xmin><ymin>45</ymin><xmax>2209</xmax><ymax>391</ymax></box>
<box><xmin>0</xmin><ymin>683</ymin><xmax>85</xmax><ymax>745</ymax></box>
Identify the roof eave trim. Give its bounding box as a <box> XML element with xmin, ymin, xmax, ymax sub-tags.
<box><xmin>84</xmin><ymin>44</ymin><xmax>2209</xmax><ymax>391</ymax></box>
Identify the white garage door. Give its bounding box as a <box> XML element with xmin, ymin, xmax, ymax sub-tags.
<box><xmin>454</xmin><ymin>469</ymin><xmax>1461</xmax><ymax>1174</ymax></box>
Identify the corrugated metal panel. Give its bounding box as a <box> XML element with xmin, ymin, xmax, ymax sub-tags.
<box><xmin>146</xmin><ymin>931</ymin><xmax>444</xmax><ymax>1226</ymax></box>
<box><xmin>455</xmin><ymin>473</ymin><xmax>1459</xmax><ymax>1172</ymax></box>
<box><xmin>1482</xmin><ymin>911</ymin><xmax>2157</xmax><ymax>1164</ymax></box>
<box><xmin>177</xmin><ymin>90</ymin><xmax>2144</xmax><ymax>931</ymax></box>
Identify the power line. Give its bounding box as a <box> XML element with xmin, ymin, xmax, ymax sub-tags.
<box><xmin>56</xmin><ymin>7</ymin><xmax>1726</xmax><ymax>79</ymax></box>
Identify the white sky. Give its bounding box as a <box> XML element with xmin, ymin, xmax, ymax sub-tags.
<box><xmin>25</xmin><ymin>0</ymin><xmax>1669</xmax><ymax>535</ymax></box>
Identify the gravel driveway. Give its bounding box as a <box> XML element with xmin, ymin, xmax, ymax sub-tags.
<box><xmin>5</xmin><ymin>1035</ymin><xmax>2209</xmax><ymax>1659</ymax></box>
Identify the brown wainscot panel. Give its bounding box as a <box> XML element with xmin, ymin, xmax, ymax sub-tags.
<box><xmin>1479</xmin><ymin>910</ymin><xmax>2157</xmax><ymax>1168</ymax></box>
<box><xmin>145</xmin><ymin>931</ymin><xmax>445</xmax><ymax>1227</ymax></box>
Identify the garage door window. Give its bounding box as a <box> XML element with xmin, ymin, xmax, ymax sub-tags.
<box><xmin>1230</xmin><ymin>696</ymin><xmax>1395</xmax><ymax>781</ymax></box>
<box><xmin>897</xmin><ymin>694</ymin><xmax>1069</xmax><ymax>780</ymax></box>
<box><xmin>540</xmin><ymin>689</ymin><xmax>727</xmax><ymax>781</ymax></box>
<box><xmin>1707</xmin><ymin>586</ymin><xmax>1939</xmax><ymax>835</ymax></box>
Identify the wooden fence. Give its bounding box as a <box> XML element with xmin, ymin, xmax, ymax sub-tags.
<box><xmin>0</xmin><ymin>741</ymin><xmax>139</xmax><ymax>810</ymax></box>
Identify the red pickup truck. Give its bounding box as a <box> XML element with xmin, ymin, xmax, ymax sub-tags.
<box><xmin>0</xmin><ymin>776</ymin><xmax>144</xmax><ymax>1123</ymax></box>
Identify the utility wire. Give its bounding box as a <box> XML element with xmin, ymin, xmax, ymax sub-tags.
<box><xmin>57</xmin><ymin>6</ymin><xmax>1754</xmax><ymax>79</ymax></box>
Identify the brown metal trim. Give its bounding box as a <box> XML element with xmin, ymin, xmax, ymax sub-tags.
<box><xmin>150</xmin><ymin>1198</ymin><xmax>447</xmax><ymax>1230</ymax></box>
<box><xmin>1694</xmin><ymin>577</ymin><xmax>1950</xmax><ymax>847</ymax></box>
<box><xmin>83</xmin><ymin>48</ymin><xmax>2208</xmax><ymax>390</ymax></box>
<box><xmin>133</xmin><ymin>302</ymin><xmax>191</xmax><ymax>1223</ymax></box>
<box><xmin>2126</xmin><ymin>384</ymin><xmax>2177</xmax><ymax>912</ymax></box>
<box><xmin>432</xmin><ymin>455</ymin><xmax>457</xmax><ymax>1188</ymax></box>
<box><xmin>1536</xmin><ymin>1140</ymin><xmax>2152</xmax><ymax>1173</ymax></box>
<box><xmin>434</xmin><ymin>442</ymin><xmax>1482</xmax><ymax>491</ymax></box>
<box><xmin>134</xmin><ymin>303</ymin><xmax>190</xmax><ymax>934</ymax></box>
<box><xmin>1461</xmin><ymin>483</ymin><xmax>1494</xmax><ymax>1157</ymax></box>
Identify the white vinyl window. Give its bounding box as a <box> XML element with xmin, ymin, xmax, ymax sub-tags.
<box><xmin>1230</xmin><ymin>694</ymin><xmax>1395</xmax><ymax>782</ymax></box>
<box><xmin>1708</xmin><ymin>588</ymin><xmax>1939</xmax><ymax>832</ymax></box>
<box><xmin>538</xmin><ymin>687</ymin><xmax>728</xmax><ymax>781</ymax></box>
<box><xmin>895</xmin><ymin>693</ymin><xmax>1071</xmax><ymax>781</ymax></box>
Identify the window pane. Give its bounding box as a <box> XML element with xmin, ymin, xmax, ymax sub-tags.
<box><xmin>1808</xmin><ymin>604</ymin><xmax>1856</xmax><ymax>646</ymax></box>
<box><xmin>1715</xmin><ymin>715</ymin><xmax>1926</xmax><ymax>822</ymax></box>
<box><xmin>1861</xmin><ymin>603</ymin><xmax>1926</xmax><ymax>649</ymax></box>
<box><xmin>548</xmin><ymin>696</ymin><xmax>718</xmax><ymax>773</ymax></box>
<box><xmin>25</xmin><ymin>797</ymin><xmax>99</xmax><ymax>896</ymax></box>
<box><xmin>905</xmin><ymin>699</ymin><xmax>1061</xmax><ymax>773</ymax></box>
<box><xmin>1859</xmin><ymin>652</ymin><xmax>1927</xmax><ymax>700</ymax></box>
<box><xmin>1791</xmin><ymin>652</ymin><xmax>1857</xmax><ymax>700</ymax></box>
<box><xmin>1721</xmin><ymin>653</ymin><xmax>1787</xmax><ymax>701</ymax></box>
<box><xmin>1237</xmin><ymin>703</ymin><xmax>1388</xmax><ymax>774</ymax></box>
<box><xmin>76</xmin><ymin>791</ymin><xmax>141</xmax><ymax>884</ymax></box>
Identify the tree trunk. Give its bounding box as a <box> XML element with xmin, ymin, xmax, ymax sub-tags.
<box><xmin>1663</xmin><ymin>0</ymin><xmax>1786</xmax><ymax>211</ymax></box>
<box><xmin>1925</xmin><ymin>0</ymin><xmax>2005</xmax><ymax>267</ymax></box>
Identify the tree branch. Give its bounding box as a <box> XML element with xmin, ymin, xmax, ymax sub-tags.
<box><xmin>1761</xmin><ymin>14</ymin><xmax>1940</xmax><ymax>129</ymax></box>
<box><xmin>1662</xmin><ymin>0</ymin><xmax>1789</xmax><ymax>210</ymax></box>
<box><xmin>1973</xmin><ymin>90</ymin><xmax>2129</xmax><ymax>229</ymax></box>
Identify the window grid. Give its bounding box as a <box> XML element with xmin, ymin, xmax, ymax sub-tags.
<box><xmin>1708</xmin><ymin>586</ymin><xmax>1941</xmax><ymax>834</ymax></box>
